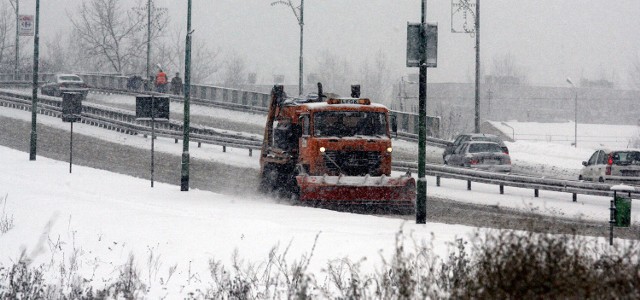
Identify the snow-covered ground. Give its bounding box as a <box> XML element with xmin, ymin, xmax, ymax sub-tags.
<box><xmin>0</xmin><ymin>101</ymin><xmax>639</xmax><ymax>296</ymax></box>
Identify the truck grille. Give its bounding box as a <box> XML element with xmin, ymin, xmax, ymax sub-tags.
<box><xmin>324</xmin><ymin>151</ymin><xmax>381</xmax><ymax>176</ymax></box>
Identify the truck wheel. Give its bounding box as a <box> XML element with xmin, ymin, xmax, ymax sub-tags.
<box><xmin>259</xmin><ymin>164</ymin><xmax>279</xmax><ymax>193</ymax></box>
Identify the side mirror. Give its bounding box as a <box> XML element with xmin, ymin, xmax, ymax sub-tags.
<box><xmin>582</xmin><ymin>161</ymin><xmax>588</xmax><ymax>166</ymax></box>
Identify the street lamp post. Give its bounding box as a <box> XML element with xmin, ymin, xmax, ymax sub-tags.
<box><xmin>29</xmin><ymin>0</ymin><xmax>40</xmax><ymax>161</ymax></box>
<box><xmin>271</xmin><ymin>0</ymin><xmax>304</xmax><ymax>96</ymax></box>
<box><xmin>146</xmin><ymin>0</ymin><xmax>151</xmax><ymax>84</ymax></box>
<box><xmin>13</xmin><ymin>0</ymin><xmax>19</xmax><ymax>81</ymax></box>
<box><xmin>181</xmin><ymin>0</ymin><xmax>192</xmax><ymax>191</ymax></box>
<box><xmin>416</xmin><ymin>0</ymin><xmax>428</xmax><ymax>224</ymax></box>
<box><xmin>566</xmin><ymin>77</ymin><xmax>577</xmax><ymax>147</ymax></box>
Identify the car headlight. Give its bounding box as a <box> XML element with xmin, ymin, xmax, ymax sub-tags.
<box><xmin>387</xmin><ymin>147</ymin><xmax>393</xmax><ymax>153</ymax></box>
<box><xmin>319</xmin><ymin>147</ymin><xmax>326</xmax><ymax>153</ymax></box>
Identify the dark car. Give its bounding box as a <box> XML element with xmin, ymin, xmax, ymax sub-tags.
<box><xmin>40</xmin><ymin>74</ymin><xmax>89</xmax><ymax>99</ymax></box>
<box><xmin>443</xmin><ymin>133</ymin><xmax>509</xmax><ymax>161</ymax></box>
<box><xmin>444</xmin><ymin>141</ymin><xmax>512</xmax><ymax>172</ymax></box>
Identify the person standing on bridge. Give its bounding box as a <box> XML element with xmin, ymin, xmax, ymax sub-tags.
<box><xmin>155</xmin><ymin>69</ymin><xmax>168</xmax><ymax>93</ymax></box>
<box><xmin>170</xmin><ymin>72</ymin><xmax>183</xmax><ymax>95</ymax></box>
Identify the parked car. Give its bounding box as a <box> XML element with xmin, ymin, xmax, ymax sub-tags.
<box><xmin>579</xmin><ymin>149</ymin><xmax>640</xmax><ymax>183</ymax></box>
<box><xmin>443</xmin><ymin>133</ymin><xmax>509</xmax><ymax>161</ymax></box>
<box><xmin>444</xmin><ymin>141</ymin><xmax>512</xmax><ymax>172</ymax></box>
<box><xmin>40</xmin><ymin>74</ymin><xmax>89</xmax><ymax>99</ymax></box>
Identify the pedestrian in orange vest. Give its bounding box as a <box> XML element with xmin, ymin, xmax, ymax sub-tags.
<box><xmin>155</xmin><ymin>69</ymin><xmax>168</xmax><ymax>93</ymax></box>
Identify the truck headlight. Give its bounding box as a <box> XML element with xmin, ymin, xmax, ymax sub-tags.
<box><xmin>387</xmin><ymin>147</ymin><xmax>393</xmax><ymax>153</ymax></box>
<box><xmin>320</xmin><ymin>147</ymin><xmax>326</xmax><ymax>153</ymax></box>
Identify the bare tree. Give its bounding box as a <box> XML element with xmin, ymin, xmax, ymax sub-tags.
<box><xmin>310</xmin><ymin>50</ymin><xmax>353</xmax><ymax>96</ymax></box>
<box><xmin>127</xmin><ymin>0</ymin><xmax>169</xmax><ymax>74</ymax></box>
<box><xmin>220</xmin><ymin>52</ymin><xmax>247</xmax><ymax>89</ymax></box>
<box><xmin>161</xmin><ymin>26</ymin><xmax>221</xmax><ymax>84</ymax></box>
<box><xmin>628</xmin><ymin>54</ymin><xmax>640</xmax><ymax>90</ymax></box>
<box><xmin>69</xmin><ymin>0</ymin><xmax>167</xmax><ymax>74</ymax></box>
<box><xmin>357</xmin><ymin>50</ymin><xmax>392</xmax><ymax>101</ymax></box>
<box><xmin>0</xmin><ymin>3</ymin><xmax>15</xmax><ymax>72</ymax></box>
<box><xmin>487</xmin><ymin>53</ymin><xmax>528</xmax><ymax>85</ymax></box>
<box><xmin>41</xmin><ymin>33</ymin><xmax>70</xmax><ymax>73</ymax></box>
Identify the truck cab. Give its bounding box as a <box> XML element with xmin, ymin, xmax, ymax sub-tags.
<box><xmin>295</xmin><ymin>98</ymin><xmax>393</xmax><ymax>177</ymax></box>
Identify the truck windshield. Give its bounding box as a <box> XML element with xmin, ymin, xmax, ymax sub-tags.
<box><xmin>314</xmin><ymin>111</ymin><xmax>387</xmax><ymax>137</ymax></box>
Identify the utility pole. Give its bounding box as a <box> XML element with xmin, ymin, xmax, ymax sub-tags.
<box><xmin>474</xmin><ymin>0</ymin><xmax>480</xmax><ymax>133</ymax></box>
<box><xmin>416</xmin><ymin>0</ymin><xmax>427</xmax><ymax>224</ymax></box>
<box><xmin>181</xmin><ymin>0</ymin><xmax>193</xmax><ymax>191</ymax></box>
<box><xmin>13</xmin><ymin>0</ymin><xmax>19</xmax><ymax>81</ymax></box>
<box><xmin>146</xmin><ymin>0</ymin><xmax>151</xmax><ymax>84</ymax></box>
<box><xmin>298</xmin><ymin>0</ymin><xmax>304</xmax><ymax>96</ymax></box>
<box><xmin>29</xmin><ymin>0</ymin><xmax>39</xmax><ymax>161</ymax></box>
<box><xmin>271</xmin><ymin>0</ymin><xmax>304</xmax><ymax>96</ymax></box>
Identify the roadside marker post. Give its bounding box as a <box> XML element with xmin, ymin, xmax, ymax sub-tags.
<box><xmin>61</xmin><ymin>92</ymin><xmax>83</xmax><ymax>173</ymax></box>
<box><xmin>136</xmin><ymin>95</ymin><xmax>170</xmax><ymax>187</ymax></box>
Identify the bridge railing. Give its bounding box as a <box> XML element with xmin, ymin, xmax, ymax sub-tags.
<box><xmin>1</xmin><ymin>72</ymin><xmax>442</xmax><ymax>138</ymax></box>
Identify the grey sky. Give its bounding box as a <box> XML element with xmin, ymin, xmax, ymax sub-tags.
<box><xmin>20</xmin><ymin>0</ymin><xmax>640</xmax><ymax>88</ymax></box>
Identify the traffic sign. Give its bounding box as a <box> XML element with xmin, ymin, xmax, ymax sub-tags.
<box><xmin>18</xmin><ymin>15</ymin><xmax>34</xmax><ymax>36</ymax></box>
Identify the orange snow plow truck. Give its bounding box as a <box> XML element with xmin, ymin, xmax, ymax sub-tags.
<box><xmin>259</xmin><ymin>83</ymin><xmax>416</xmax><ymax>211</ymax></box>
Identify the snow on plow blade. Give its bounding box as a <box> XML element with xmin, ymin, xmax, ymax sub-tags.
<box><xmin>296</xmin><ymin>174</ymin><xmax>416</xmax><ymax>206</ymax></box>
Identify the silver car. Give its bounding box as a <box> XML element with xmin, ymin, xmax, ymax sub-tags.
<box><xmin>443</xmin><ymin>133</ymin><xmax>509</xmax><ymax>161</ymax></box>
<box><xmin>40</xmin><ymin>74</ymin><xmax>89</xmax><ymax>99</ymax></box>
<box><xmin>444</xmin><ymin>141</ymin><xmax>512</xmax><ymax>172</ymax></box>
<box><xmin>580</xmin><ymin>149</ymin><xmax>640</xmax><ymax>183</ymax></box>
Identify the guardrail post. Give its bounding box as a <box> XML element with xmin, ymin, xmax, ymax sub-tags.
<box><xmin>232</xmin><ymin>90</ymin><xmax>239</xmax><ymax>104</ymax></box>
<box><xmin>249</xmin><ymin>149</ymin><xmax>252</xmax><ymax>157</ymax></box>
<box><xmin>210</xmin><ymin>87</ymin><xmax>216</xmax><ymax>101</ymax></box>
<box><xmin>223</xmin><ymin>145</ymin><xmax>226</xmax><ymax>152</ymax></box>
<box><xmin>572</xmin><ymin>193</ymin><xmax>577</xmax><ymax>202</ymax></box>
<box><xmin>198</xmin><ymin>142</ymin><xmax>201</xmax><ymax>148</ymax></box>
<box><xmin>175</xmin><ymin>138</ymin><xmax>178</xmax><ymax>143</ymax></box>
<box><xmin>251</xmin><ymin>93</ymin><xmax>258</xmax><ymax>106</ymax></box>
<box><xmin>436</xmin><ymin>176</ymin><xmax>440</xmax><ymax>186</ymax></box>
<box><xmin>467</xmin><ymin>180</ymin><xmax>471</xmax><ymax>190</ymax></box>
<box><xmin>534</xmin><ymin>189</ymin><xmax>539</xmax><ymax>197</ymax></box>
<box><xmin>241</xmin><ymin>91</ymin><xmax>248</xmax><ymax>105</ymax></box>
<box><xmin>500</xmin><ymin>184</ymin><xmax>504</xmax><ymax>194</ymax></box>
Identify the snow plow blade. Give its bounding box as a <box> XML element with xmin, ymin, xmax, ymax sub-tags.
<box><xmin>296</xmin><ymin>174</ymin><xmax>416</xmax><ymax>207</ymax></box>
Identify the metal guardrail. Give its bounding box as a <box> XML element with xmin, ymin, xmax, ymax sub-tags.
<box><xmin>395</xmin><ymin>131</ymin><xmax>450</xmax><ymax>148</ymax></box>
<box><xmin>0</xmin><ymin>75</ymin><xmax>448</xmax><ymax>147</ymax></box>
<box><xmin>75</xmin><ymin>73</ymin><xmax>441</xmax><ymax>138</ymax></box>
<box><xmin>0</xmin><ymin>89</ymin><xmax>262</xmax><ymax>155</ymax></box>
<box><xmin>90</xmin><ymin>86</ymin><xmax>269</xmax><ymax>115</ymax></box>
<box><xmin>0</xmin><ymin>88</ymin><xmax>636</xmax><ymax>202</ymax></box>
<box><xmin>394</xmin><ymin>160</ymin><xmax>640</xmax><ymax>201</ymax></box>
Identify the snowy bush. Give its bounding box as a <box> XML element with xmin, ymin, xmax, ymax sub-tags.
<box><xmin>0</xmin><ymin>228</ymin><xmax>639</xmax><ymax>298</ymax></box>
<box><xmin>0</xmin><ymin>194</ymin><xmax>14</xmax><ymax>235</ymax></box>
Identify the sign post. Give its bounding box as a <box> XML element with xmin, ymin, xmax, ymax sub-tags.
<box><xmin>62</xmin><ymin>92</ymin><xmax>83</xmax><ymax>173</ymax></box>
<box><xmin>610</xmin><ymin>185</ymin><xmax>634</xmax><ymax>245</ymax></box>
<box><xmin>407</xmin><ymin>1</ymin><xmax>438</xmax><ymax>224</ymax></box>
<box><xmin>136</xmin><ymin>95</ymin><xmax>170</xmax><ymax>187</ymax></box>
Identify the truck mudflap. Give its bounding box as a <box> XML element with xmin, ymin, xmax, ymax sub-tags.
<box><xmin>295</xmin><ymin>174</ymin><xmax>416</xmax><ymax>206</ymax></box>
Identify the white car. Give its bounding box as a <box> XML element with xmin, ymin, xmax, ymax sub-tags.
<box><xmin>580</xmin><ymin>149</ymin><xmax>640</xmax><ymax>183</ymax></box>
